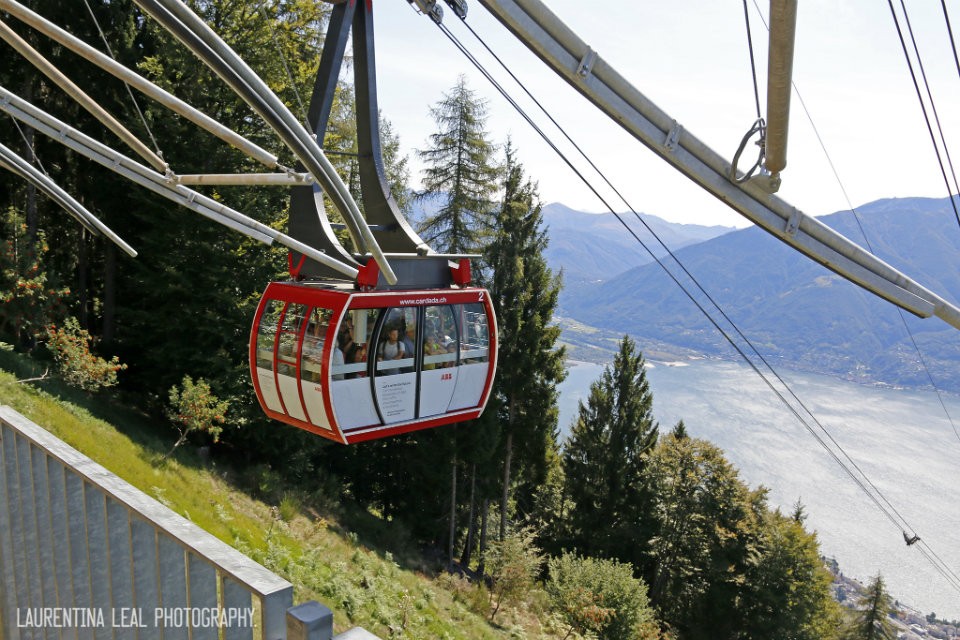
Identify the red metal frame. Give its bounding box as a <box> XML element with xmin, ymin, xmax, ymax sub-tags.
<box><xmin>249</xmin><ymin>282</ymin><xmax>498</xmax><ymax>444</ymax></box>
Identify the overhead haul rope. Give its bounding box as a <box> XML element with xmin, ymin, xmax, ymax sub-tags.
<box><xmin>259</xmin><ymin>1</ymin><xmax>309</xmax><ymax>128</ymax></box>
<box><xmin>730</xmin><ymin>0</ymin><xmax>766</xmax><ymax>184</ymax></box>
<box><xmin>943</xmin><ymin>0</ymin><xmax>960</xmax><ymax>81</ymax></box>
<box><xmin>887</xmin><ymin>0</ymin><xmax>960</xmax><ymax>230</ymax></box>
<box><xmin>744</xmin><ymin>1</ymin><xmax>960</xmax><ymax>445</ymax></box>
<box><xmin>741</xmin><ymin>0</ymin><xmax>763</xmax><ymax>120</ymax></box>
<box><xmin>418</xmin><ymin>6</ymin><xmax>960</xmax><ymax>593</ymax></box>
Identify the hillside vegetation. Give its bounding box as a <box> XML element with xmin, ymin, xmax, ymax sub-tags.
<box><xmin>0</xmin><ymin>352</ymin><xmax>560</xmax><ymax>639</ymax></box>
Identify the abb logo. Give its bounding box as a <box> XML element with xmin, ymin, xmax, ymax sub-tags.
<box><xmin>441</xmin><ymin>373</ymin><xmax>453</xmax><ymax>381</ymax></box>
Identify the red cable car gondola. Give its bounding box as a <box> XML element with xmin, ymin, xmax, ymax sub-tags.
<box><xmin>244</xmin><ymin>1</ymin><xmax>501</xmax><ymax>444</ymax></box>
<box><xmin>250</xmin><ymin>281</ymin><xmax>497</xmax><ymax>444</ymax></box>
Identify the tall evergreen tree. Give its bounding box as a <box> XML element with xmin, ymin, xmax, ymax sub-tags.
<box><xmin>561</xmin><ymin>335</ymin><xmax>658</xmax><ymax>562</ymax></box>
<box><xmin>846</xmin><ymin>574</ymin><xmax>896</xmax><ymax>640</ymax></box>
<box><xmin>416</xmin><ymin>75</ymin><xmax>498</xmax><ymax>254</ymax></box>
<box><xmin>484</xmin><ymin>144</ymin><xmax>565</xmax><ymax>540</ymax></box>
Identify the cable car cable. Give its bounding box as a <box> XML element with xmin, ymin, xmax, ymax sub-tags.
<box><xmin>886</xmin><ymin>0</ymin><xmax>960</xmax><ymax>231</ymax></box>
<box><xmin>896</xmin><ymin>0</ymin><xmax>960</xmax><ymax>206</ymax></box>
<box><xmin>258</xmin><ymin>1</ymin><xmax>309</xmax><ymax>128</ymax></box>
<box><xmin>459</xmin><ymin>7</ymin><xmax>960</xmax><ymax>487</ymax></box>
<box><xmin>942</xmin><ymin>0</ymin><xmax>960</xmax><ymax>82</ymax></box>
<box><xmin>439</xmin><ymin>18</ymin><xmax>902</xmax><ymax>526</ymax></box>
<box><xmin>747</xmin><ymin>0</ymin><xmax>960</xmax><ymax>448</ymax></box>
<box><xmin>433</xmin><ymin>13</ymin><xmax>960</xmax><ymax>592</ymax></box>
<box><xmin>740</xmin><ymin>0</ymin><xmax>763</xmax><ymax>120</ymax></box>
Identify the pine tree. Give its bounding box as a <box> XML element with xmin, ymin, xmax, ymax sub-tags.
<box><xmin>484</xmin><ymin>144</ymin><xmax>565</xmax><ymax>540</ymax></box>
<box><xmin>846</xmin><ymin>574</ymin><xmax>896</xmax><ymax>640</ymax></box>
<box><xmin>561</xmin><ymin>335</ymin><xmax>658</xmax><ymax>562</ymax></box>
<box><xmin>416</xmin><ymin>75</ymin><xmax>499</xmax><ymax>254</ymax></box>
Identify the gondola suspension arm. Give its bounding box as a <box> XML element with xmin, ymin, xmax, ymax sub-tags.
<box><xmin>472</xmin><ymin>0</ymin><xmax>960</xmax><ymax>330</ymax></box>
<box><xmin>131</xmin><ymin>0</ymin><xmax>398</xmax><ymax>285</ymax></box>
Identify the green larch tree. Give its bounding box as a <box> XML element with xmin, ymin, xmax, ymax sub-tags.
<box><xmin>416</xmin><ymin>75</ymin><xmax>499</xmax><ymax>254</ymax></box>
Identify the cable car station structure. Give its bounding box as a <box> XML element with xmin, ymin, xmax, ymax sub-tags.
<box><xmin>3</xmin><ymin>0</ymin><xmax>960</xmax><ymax>444</ymax></box>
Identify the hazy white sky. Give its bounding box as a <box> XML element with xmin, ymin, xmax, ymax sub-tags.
<box><xmin>371</xmin><ymin>0</ymin><xmax>960</xmax><ymax>228</ymax></box>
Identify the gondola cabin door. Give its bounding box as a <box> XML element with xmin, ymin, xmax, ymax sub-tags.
<box><xmin>250</xmin><ymin>283</ymin><xmax>497</xmax><ymax>444</ymax></box>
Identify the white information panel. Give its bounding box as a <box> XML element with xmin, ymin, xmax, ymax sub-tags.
<box><xmin>374</xmin><ymin>371</ymin><xmax>417</xmax><ymax>424</ymax></box>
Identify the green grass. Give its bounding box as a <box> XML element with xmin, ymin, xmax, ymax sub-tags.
<box><xmin>0</xmin><ymin>351</ymin><xmax>565</xmax><ymax>639</ymax></box>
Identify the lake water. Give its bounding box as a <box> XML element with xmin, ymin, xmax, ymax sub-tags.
<box><xmin>557</xmin><ymin>358</ymin><xmax>960</xmax><ymax>619</ymax></box>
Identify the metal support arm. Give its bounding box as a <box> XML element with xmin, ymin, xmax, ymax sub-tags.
<box><xmin>477</xmin><ymin>0</ymin><xmax>960</xmax><ymax>330</ymax></box>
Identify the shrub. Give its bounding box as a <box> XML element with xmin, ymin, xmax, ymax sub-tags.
<box><xmin>45</xmin><ymin>317</ymin><xmax>126</xmax><ymax>392</ymax></box>
<box><xmin>546</xmin><ymin>552</ymin><xmax>659</xmax><ymax>640</ymax></box>
<box><xmin>0</xmin><ymin>207</ymin><xmax>71</xmax><ymax>345</ymax></box>
<box><xmin>485</xmin><ymin>527</ymin><xmax>543</xmax><ymax>622</ymax></box>
<box><xmin>165</xmin><ymin>375</ymin><xmax>229</xmax><ymax>456</ymax></box>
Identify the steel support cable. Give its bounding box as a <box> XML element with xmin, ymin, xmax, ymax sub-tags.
<box><xmin>435</xmin><ymin>15</ymin><xmax>960</xmax><ymax>592</ymax></box>
<box><xmin>258</xmin><ymin>1</ymin><xmax>308</xmax><ymax>127</ymax></box>
<box><xmin>82</xmin><ymin>0</ymin><xmax>163</xmax><ymax>161</ymax></box>
<box><xmin>8</xmin><ymin>112</ymin><xmax>47</xmax><ymax>175</ymax></box>
<box><xmin>438</xmin><ymin>19</ymin><xmax>909</xmax><ymax>530</ymax></box>
<box><xmin>749</xmin><ymin>0</ymin><xmax>960</xmax><ymax>450</ymax></box>
<box><xmin>0</xmin><ymin>0</ymin><xmax>283</xmax><ymax>171</ymax></box>
<box><xmin>898</xmin><ymin>0</ymin><xmax>960</xmax><ymax>205</ymax></box>
<box><xmin>135</xmin><ymin>0</ymin><xmax>396</xmax><ymax>283</ymax></box>
<box><xmin>887</xmin><ymin>0</ymin><xmax>960</xmax><ymax>230</ymax></box>
<box><xmin>460</xmin><ymin>6</ymin><xmax>960</xmax><ymax>470</ymax></box>
<box><xmin>943</xmin><ymin>0</ymin><xmax>960</xmax><ymax>82</ymax></box>
<box><xmin>917</xmin><ymin>543</ymin><xmax>960</xmax><ymax>592</ymax></box>
<box><xmin>741</xmin><ymin>0</ymin><xmax>763</xmax><ymax>120</ymax></box>
<box><xmin>733</xmin><ymin>0</ymin><xmax>766</xmax><ymax>183</ymax></box>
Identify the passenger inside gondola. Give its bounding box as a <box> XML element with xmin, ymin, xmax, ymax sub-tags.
<box><xmin>353</xmin><ymin>344</ymin><xmax>368</xmax><ymax>377</ymax></box>
<box><xmin>377</xmin><ymin>324</ymin><xmax>406</xmax><ymax>375</ymax></box>
<box><xmin>423</xmin><ymin>332</ymin><xmax>443</xmax><ymax>369</ymax></box>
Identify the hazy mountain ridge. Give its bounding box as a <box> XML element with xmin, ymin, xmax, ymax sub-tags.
<box><xmin>556</xmin><ymin>196</ymin><xmax>960</xmax><ymax>391</ymax></box>
<box><xmin>542</xmin><ymin>202</ymin><xmax>734</xmax><ymax>283</ymax></box>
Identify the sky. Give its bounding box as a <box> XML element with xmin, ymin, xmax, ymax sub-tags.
<box><xmin>369</xmin><ymin>0</ymin><xmax>960</xmax><ymax>229</ymax></box>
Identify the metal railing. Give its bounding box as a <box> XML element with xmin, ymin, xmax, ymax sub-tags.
<box><xmin>0</xmin><ymin>406</ymin><xmax>378</xmax><ymax>640</ymax></box>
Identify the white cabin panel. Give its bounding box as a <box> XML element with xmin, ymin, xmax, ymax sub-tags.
<box><xmin>277</xmin><ymin>373</ymin><xmax>307</xmax><ymax>421</ymax></box>
<box><xmin>331</xmin><ymin>377</ymin><xmax>380</xmax><ymax>429</ymax></box>
<box><xmin>419</xmin><ymin>367</ymin><xmax>458</xmax><ymax>417</ymax></box>
<box><xmin>448</xmin><ymin>363</ymin><xmax>488</xmax><ymax>411</ymax></box>
<box><xmin>256</xmin><ymin>367</ymin><xmax>284</xmax><ymax>413</ymax></box>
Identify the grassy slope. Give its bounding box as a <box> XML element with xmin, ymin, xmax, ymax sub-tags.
<box><xmin>0</xmin><ymin>352</ymin><xmax>562</xmax><ymax>639</ymax></box>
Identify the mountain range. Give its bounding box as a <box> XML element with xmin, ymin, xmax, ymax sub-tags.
<box><xmin>548</xmin><ymin>196</ymin><xmax>960</xmax><ymax>391</ymax></box>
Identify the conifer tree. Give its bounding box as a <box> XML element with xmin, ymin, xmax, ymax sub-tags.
<box><xmin>416</xmin><ymin>75</ymin><xmax>498</xmax><ymax>254</ymax></box>
<box><xmin>562</xmin><ymin>335</ymin><xmax>658</xmax><ymax>562</ymax></box>
<box><xmin>484</xmin><ymin>144</ymin><xmax>565</xmax><ymax>540</ymax></box>
<box><xmin>846</xmin><ymin>574</ymin><xmax>896</xmax><ymax>640</ymax></box>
